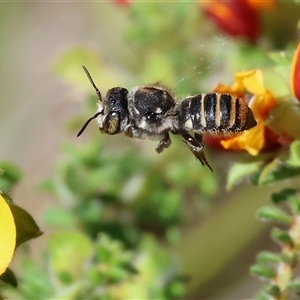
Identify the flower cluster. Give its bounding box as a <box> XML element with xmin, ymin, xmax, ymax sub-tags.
<box><xmin>205</xmin><ymin>70</ymin><xmax>281</xmax><ymax>155</ymax></box>
<box><xmin>204</xmin><ymin>42</ymin><xmax>300</xmax><ymax>157</ymax></box>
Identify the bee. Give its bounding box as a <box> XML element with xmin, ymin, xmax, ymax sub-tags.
<box><xmin>77</xmin><ymin>66</ymin><xmax>257</xmax><ymax>171</ymax></box>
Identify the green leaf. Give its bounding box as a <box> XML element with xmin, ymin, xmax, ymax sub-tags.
<box><xmin>9</xmin><ymin>204</ymin><xmax>43</xmax><ymax>248</ymax></box>
<box><xmin>288</xmin><ymin>277</ymin><xmax>300</xmax><ymax>290</ymax></box>
<box><xmin>263</xmin><ymin>69</ymin><xmax>290</xmax><ymax>98</ymax></box>
<box><xmin>280</xmin><ymin>252</ymin><xmax>297</xmax><ymax>265</ymax></box>
<box><xmin>256</xmin><ymin>251</ymin><xmax>280</xmax><ymax>264</ymax></box>
<box><xmin>271</xmin><ymin>228</ymin><xmax>293</xmax><ymax>245</ymax></box>
<box><xmin>271</xmin><ymin>188</ymin><xmax>297</xmax><ymax>204</ymax></box>
<box><xmin>0</xmin><ymin>161</ymin><xmax>22</xmax><ymax>191</ymax></box>
<box><xmin>268</xmin><ymin>50</ymin><xmax>294</xmax><ymax>66</ymax></box>
<box><xmin>288</xmin><ymin>140</ymin><xmax>300</xmax><ymax>166</ymax></box>
<box><xmin>256</xmin><ymin>206</ymin><xmax>292</xmax><ymax>225</ymax></box>
<box><xmin>226</xmin><ymin>156</ymin><xmax>264</xmax><ymax>190</ymax></box>
<box><xmin>267</xmin><ymin>51</ymin><xmax>293</xmax><ymax>99</ymax></box>
<box><xmin>252</xmin><ymin>142</ymin><xmax>300</xmax><ymax>185</ymax></box>
<box><xmin>263</xmin><ymin>284</ymin><xmax>281</xmax><ymax>297</ymax></box>
<box><xmin>253</xmin><ymin>291</ymin><xmax>270</xmax><ymax>300</ymax></box>
<box><xmin>0</xmin><ymin>268</ymin><xmax>18</xmax><ymax>287</ymax></box>
<box><xmin>165</xmin><ymin>275</ymin><xmax>187</xmax><ymax>299</ymax></box>
<box><xmin>267</xmin><ymin>100</ymin><xmax>300</xmax><ymax>140</ymax></box>
<box><xmin>252</xmin><ymin>157</ymin><xmax>300</xmax><ymax>185</ymax></box>
<box><xmin>250</xmin><ymin>264</ymin><xmax>275</xmax><ymax>279</ymax></box>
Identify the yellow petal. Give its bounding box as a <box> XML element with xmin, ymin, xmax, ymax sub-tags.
<box><xmin>250</xmin><ymin>91</ymin><xmax>277</xmax><ymax>120</ymax></box>
<box><xmin>221</xmin><ymin>122</ymin><xmax>265</xmax><ymax>156</ymax></box>
<box><xmin>242</xmin><ymin>123</ymin><xmax>265</xmax><ymax>155</ymax></box>
<box><xmin>234</xmin><ymin>69</ymin><xmax>265</xmax><ymax>95</ymax></box>
<box><xmin>0</xmin><ymin>195</ymin><xmax>16</xmax><ymax>275</ymax></box>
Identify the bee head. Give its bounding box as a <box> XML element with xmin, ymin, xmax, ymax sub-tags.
<box><xmin>77</xmin><ymin>66</ymin><xmax>129</xmax><ymax>137</ymax></box>
<box><xmin>97</xmin><ymin>87</ymin><xmax>129</xmax><ymax>135</ymax></box>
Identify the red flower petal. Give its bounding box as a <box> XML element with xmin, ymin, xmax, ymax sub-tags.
<box><xmin>203</xmin><ymin>135</ymin><xmax>229</xmax><ymax>149</ymax></box>
<box><xmin>291</xmin><ymin>42</ymin><xmax>300</xmax><ymax>102</ymax></box>
<box><xmin>203</xmin><ymin>0</ymin><xmax>260</xmax><ymax>43</ymax></box>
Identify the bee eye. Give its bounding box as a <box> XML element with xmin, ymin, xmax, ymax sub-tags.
<box><xmin>145</xmin><ymin>112</ymin><xmax>158</xmax><ymax>123</ymax></box>
<box><xmin>102</xmin><ymin>111</ymin><xmax>120</xmax><ymax>135</ymax></box>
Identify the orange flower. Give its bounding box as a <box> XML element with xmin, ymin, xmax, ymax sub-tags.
<box><xmin>204</xmin><ymin>70</ymin><xmax>282</xmax><ymax>155</ymax></box>
<box><xmin>247</xmin><ymin>0</ymin><xmax>275</xmax><ymax>10</ymax></box>
<box><xmin>291</xmin><ymin>42</ymin><xmax>300</xmax><ymax>102</ymax></box>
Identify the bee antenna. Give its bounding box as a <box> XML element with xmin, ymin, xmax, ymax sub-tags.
<box><xmin>82</xmin><ymin>65</ymin><xmax>102</xmax><ymax>102</ymax></box>
<box><xmin>77</xmin><ymin>111</ymin><xmax>102</xmax><ymax>137</ymax></box>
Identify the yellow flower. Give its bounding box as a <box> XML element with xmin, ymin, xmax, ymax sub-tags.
<box><xmin>204</xmin><ymin>69</ymin><xmax>281</xmax><ymax>156</ymax></box>
<box><xmin>0</xmin><ymin>194</ymin><xmax>16</xmax><ymax>275</ymax></box>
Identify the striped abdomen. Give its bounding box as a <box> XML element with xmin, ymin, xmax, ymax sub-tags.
<box><xmin>179</xmin><ymin>93</ymin><xmax>257</xmax><ymax>135</ymax></box>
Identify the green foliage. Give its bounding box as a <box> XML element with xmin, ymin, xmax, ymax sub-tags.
<box><xmin>35</xmin><ymin>133</ymin><xmax>214</xmax><ymax>297</ymax></box>
<box><xmin>263</xmin><ymin>284</ymin><xmax>281</xmax><ymax>298</ymax></box>
<box><xmin>256</xmin><ymin>251</ymin><xmax>280</xmax><ymax>264</ymax></box>
<box><xmin>256</xmin><ymin>207</ymin><xmax>292</xmax><ymax>225</ymax></box>
<box><xmin>7</xmin><ymin>232</ymin><xmax>185</xmax><ymax>299</ymax></box>
<box><xmin>252</xmin><ymin>190</ymin><xmax>300</xmax><ymax>299</ymax></box>
<box><xmin>252</xmin><ymin>158</ymin><xmax>300</xmax><ymax>185</ymax></box>
<box><xmin>271</xmin><ymin>188</ymin><xmax>298</xmax><ymax>204</ymax></box>
<box><xmin>41</xmin><ymin>138</ymin><xmax>215</xmax><ymax>245</ymax></box>
<box><xmin>228</xmin><ymin>141</ymin><xmax>300</xmax><ymax>189</ymax></box>
<box><xmin>7</xmin><ymin>257</ymin><xmax>54</xmax><ymax>299</ymax></box>
<box><xmin>288</xmin><ymin>277</ymin><xmax>300</xmax><ymax>290</ymax></box>
<box><xmin>0</xmin><ymin>161</ymin><xmax>22</xmax><ymax>193</ymax></box>
<box><xmin>0</xmin><ymin>269</ymin><xmax>17</xmax><ymax>288</ymax></box>
<box><xmin>226</xmin><ymin>154</ymin><xmax>267</xmax><ymax>190</ymax></box>
<box><xmin>250</xmin><ymin>264</ymin><xmax>276</xmax><ymax>280</ymax></box>
<box><xmin>125</xmin><ymin>1</ymin><xmax>230</xmax><ymax>94</ymax></box>
<box><xmin>10</xmin><ymin>205</ymin><xmax>43</xmax><ymax>247</ymax></box>
<box><xmin>271</xmin><ymin>227</ymin><xmax>293</xmax><ymax>245</ymax></box>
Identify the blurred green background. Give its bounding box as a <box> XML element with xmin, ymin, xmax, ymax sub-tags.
<box><xmin>1</xmin><ymin>1</ymin><xmax>300</xmax><ymax>299</ymax></box>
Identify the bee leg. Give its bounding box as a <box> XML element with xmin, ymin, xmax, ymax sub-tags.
<box><xmin>155</xmin><ymin>132</ymin><xmax>172</xmax><ymax>154</ymax></box>
<box><xmin>194</xmin><ymin>132</ymin><xmax>203</xmax><ymax>143</ymax></box>
<box><xmin>180</xmin><ymin>131</ymin><xmax>213</xmax><ymax>171</ymax></box>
